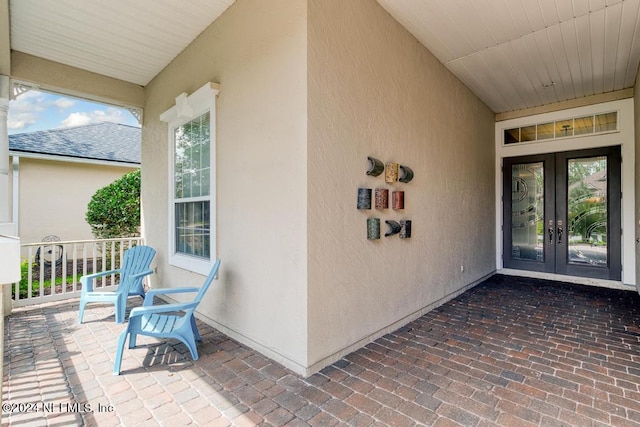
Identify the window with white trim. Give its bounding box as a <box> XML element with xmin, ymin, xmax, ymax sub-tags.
<box><xmin>160</xmin><ymin>83</ymin><xmax>219</xmax><ymax>275</ymax></box>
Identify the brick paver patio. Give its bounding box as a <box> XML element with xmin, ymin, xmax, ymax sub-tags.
<box><xmin>3</xmin><ymin>274</ymin><xmax>640</xmax><ymax>426</ymax></box>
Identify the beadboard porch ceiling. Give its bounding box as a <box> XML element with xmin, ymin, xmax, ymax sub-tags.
<box><xmin>377</xmin><ymin>0</ymin><xmax>640</xmax><ymax>113</ymax></box>
<box><xmin>8</xmin><ymin>0</ymin><xmax>236</xmax><ymax>86</ymax></box>
<box><xmin>8</xmin><ymin>0</ymin><xmax>640</xmax><ymax>114</ymax></box>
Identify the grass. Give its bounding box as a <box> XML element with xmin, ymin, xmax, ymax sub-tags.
<box><xmin>13</xmin><ymin>261</ymin><xmax>77</xmax><ymax>299</ymax></box>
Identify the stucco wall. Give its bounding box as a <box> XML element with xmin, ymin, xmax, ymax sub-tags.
<box><xmin>15</xmin><ymin>157</ymin><xmax>136</xmax><ymax>244</ymax></box>
<box><xmin>306</xmin><ymin>0</ymin><xmax>496</xmax><ymax>369</ymax></box>
<box><xmin>10</xmin><ymin>52</ymin><xmax>144</xmax><ymax>109</ymax></box>
<box><xmin>635</xmin><ymin>66</ymin><xmax>640</xmax><ymax>290</ymax></box>
<box><xmin>142</xmin><ymin>0</ymin><xmax>308</xmax><ymax>371</ymax></box>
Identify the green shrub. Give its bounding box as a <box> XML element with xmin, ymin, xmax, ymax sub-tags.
<box><xmin>86</xmin><ymin>170</ymin><xmax>141</xmax><ymax>239</ymax></box>
<box><xmin>14</xmin><ymin>260</ymin><xmax>34</xmax><ymax>299</ymax></box>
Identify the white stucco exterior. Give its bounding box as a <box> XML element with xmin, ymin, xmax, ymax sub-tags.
<box><xmin>143</xmin><ymin>0</ymin><xmax>309</xmax><ymax>372</ymax></box>
<box><xmin>305</xmin><ymin>0</ymin><xmax>496</xmax><ymax>372</ymax></box>
<box><xmin>11</xmin><ymin>156</ymin><xmax>137</xmax><ymax>245</ymax></box>
<box><xmin>141</xmin><ymin>0</ymin><xmax>496</xmax><ymax>375</ymax></box>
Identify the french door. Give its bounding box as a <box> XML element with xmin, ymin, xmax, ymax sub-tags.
<box><xmin>503</xmin><ymin>147</ymin><xmax>621</xmax><ymax>280</ymax></box>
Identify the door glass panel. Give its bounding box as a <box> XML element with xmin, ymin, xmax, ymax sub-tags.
<box><xmin>511</xmin><ymin>162</ymin><xmax>544</xmax><ymax>262</ymax></box>
<box><xmin>567</xmin><ymin>156</ymin><xmax>607</xmax><ymax>267</ymax></box>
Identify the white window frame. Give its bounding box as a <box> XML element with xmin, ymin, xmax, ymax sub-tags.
<box><xmin>160</xmin><ymin>82</ymin><xmax>220</xmax><ymax>275</ymax></box>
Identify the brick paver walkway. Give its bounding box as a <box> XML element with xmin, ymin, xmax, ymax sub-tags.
<box><xmin>3</xmin><ymin>274</ymin><xmax>640</xmax><ymax>426</ymax></box>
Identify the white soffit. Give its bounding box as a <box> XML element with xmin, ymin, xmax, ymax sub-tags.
<box><xmin>377</xmin><ymin>0</ymin><xmax>640</xmax><ymax>114</ymax></box>
<box><xmin>9</xmin><ymin>0</ymin><xmax>235</xmax><ymax>86</ymax></box>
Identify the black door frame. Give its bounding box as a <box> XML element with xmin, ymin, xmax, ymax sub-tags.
<box><xmin>503</xmin><ymin>146</ymin><xmax>621</xmax><ymax>281</ymax></box>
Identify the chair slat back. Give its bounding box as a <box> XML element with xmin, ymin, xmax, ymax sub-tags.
<box><xmin>187</xmin><ymin>259</ymin><xmax>222</xmax><ymax>314</ymax></box>
<box><xmin>118</xmin><ymin>245</ymin><xmax>156</xmax><ymax>294</ymax></box>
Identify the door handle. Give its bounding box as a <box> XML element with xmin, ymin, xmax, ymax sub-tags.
<box><xmin>548</xmin><ymin>220</ymin><xmax>554</xmax><ymax>244</ymax></box>
<box><xmin>557</xmin><ymin>220</ymin><xmax>564</xmax><ymax>244</ymax></box>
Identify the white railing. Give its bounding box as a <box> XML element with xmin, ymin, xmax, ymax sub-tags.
<box><xmin>11</xmin><ymin>237</ymin><xmax>144</xmax><ymax>308</ymax></box>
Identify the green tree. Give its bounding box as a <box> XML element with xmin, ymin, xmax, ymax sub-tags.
<box><xmin>86</xmin><ymin>170</ymin><xmax>141</xmax><ymax>238</ymax></box>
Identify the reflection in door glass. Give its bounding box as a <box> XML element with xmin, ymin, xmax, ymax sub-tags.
<box><xmin>567</xmin><ymin>156</ymin><xmax>607</xmax><ymax>267</ymax></box>
<box><xmin>511</xmin><ymin>162</ymin><xmax>544</xmax><ymax>262</ymax></box>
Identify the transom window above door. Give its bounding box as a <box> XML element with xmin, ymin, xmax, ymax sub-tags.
<box><xmin>503</xmin><ymin>111</ymin><xmax>618</xmax><ymax>145</ymax></box>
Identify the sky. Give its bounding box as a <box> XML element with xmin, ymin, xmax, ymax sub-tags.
<box><xmin>7</xmin><ymin>90</ymin><xmax>140</xmax><ymax>135</ymax></box>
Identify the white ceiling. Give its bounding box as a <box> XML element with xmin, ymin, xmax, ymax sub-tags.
<box><xmin>8</xmin><ymin>0</ymin><xmax>640</xmax><ymax>114</ymax></box>
<box><xmin>377</xmin><ymin>0</ymin><xmax>640</xmax><ymax>113</ymax></box>
<box><xmin>9</xmin><ymin>0</ymin><xmax>235</xmax><ymax>86</ymax></box>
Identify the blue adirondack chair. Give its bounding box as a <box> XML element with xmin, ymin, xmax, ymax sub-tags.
<box><xmin>113</xmin><ymin>259</ymin><xmax>221</xmax><ymax>375</ymax></box>
<box><xmin>78</xmin><ymin>245</ymin><xmax>156</xmax><ymax>324</ymax></box>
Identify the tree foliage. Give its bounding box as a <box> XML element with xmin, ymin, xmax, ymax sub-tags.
<box><xmin>86</xmin><ymin>170</ymin><xmax>141</xmax><ymax>239</ymax></box>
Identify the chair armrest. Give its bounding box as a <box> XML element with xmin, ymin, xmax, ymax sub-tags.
<box><xmin>143</xmin><ymin>287</ymin><xmax>200</xmax><ymax>306</ymax></box>
<box><xmin>130</xmin><ymin>302</ymin><xmax>199</xmax><ymax>317</ymax></box>
<box><xmin>82</xmin><ymin>269</ymin><xmax>121</xmax><ymax>280</ymax></box>
<box><xmin>80</xmin><ymin>269</ymin><xmax>121</xmax><ymax>293</ymax></box>
<box><xmin>129</xmin><ymin>269</ymin><xmax>153</xmax><ymax>280</ymax></box>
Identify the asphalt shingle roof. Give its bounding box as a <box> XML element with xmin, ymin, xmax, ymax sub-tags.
<box><xmin>9</xmin><ymin>122</ymin><xmax>141</xmax><ymax>164</ymax></box>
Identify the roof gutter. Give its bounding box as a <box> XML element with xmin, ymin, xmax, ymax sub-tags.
<box><xmin>9</xmin><ymin>150</ymin><xmax>140</xmax><ymax>168</ymax></box>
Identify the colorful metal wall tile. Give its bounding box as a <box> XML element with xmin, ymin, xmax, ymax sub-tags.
<box><xmin>392</xmin><ymin>191</ymin><xmax>404</xmax><ymax>210</ymax></box>
<box><xmin>385</xmin><ymin>162</ymin><xmax>399</xmax><ymax>183</ymax></box>
<box><xmin>399</xmin><ymin>165</ymin><xmax>414</xmax><ymax>183</ymax></box>
<box><xmin>375</xmin><ymin>188</ymin><xmax>389</xmax><ymax>209</ymax></box>
<box><xmin>366</xmin><ymin>157</ymin><xmax>385</xmax><ymax>176</ymax></box>
<box><xmin>361</xmin><ymin>157</ymin><xmax>414</xmax><ymax>241</ymax></box>
<box><xmin>357</xmin><ymin>188</ymin><xmax>372</xmax><ymax>209</ymax></box>
<box><xmin>367</xmin><ymin>217</ymin><xmax>381</xmax><ymax>240</ymax></box>
<box><xmin>400</xmin><ymin>220</ymin><xmax>412</xmax><ymax>238</ymax></box>
<box><xmin>385</xmin><ymin>220</ymin><xmax>401</xmax><ymax>237</ymax></box>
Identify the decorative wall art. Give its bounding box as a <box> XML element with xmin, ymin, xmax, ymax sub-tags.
<box><xmin>367</xmin><ymin>217</ymin><xmax>381</xmax><ymax>240</ymax></box>
<box><xmin>366</xmin><ymin>157</ymin><xmax>385</xmax><ymax>177</ymax></box>
<box><xmin>399</xmin><ymin>165</ymin><xmax>414</xmax><ymax>183</ymax></box>
<box><xmin>357</xmin><ymin>188</ymin><xmax>372</xmax><ymax>210</ymax></box>
<box><xmin>399</xmin><ymin>220</ymin><xmax>411</xmax><ymax>238</ymax></box>
<box><xmin>375</xmin><ymin>188</ymin><xmax>389</xmax><ymax>209</ymax></box>
<box><xmin>385</xmin><ymin>162</ymin><xmax>399</xmax><ymax>183</ymax></box>
<box><xmin>392</xmin><ymin>191</ymin><xmax>404</xmax><ymax>210</ymax></box>
<box><xmin>360</xmin><ymin>157</ymin><xmax>414</xmax><ymax>240</ymax></box>
<box><xmin>385</xmin><ymin>220</ymin><xmax>401</xmax><ymax>236</ymax></box>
